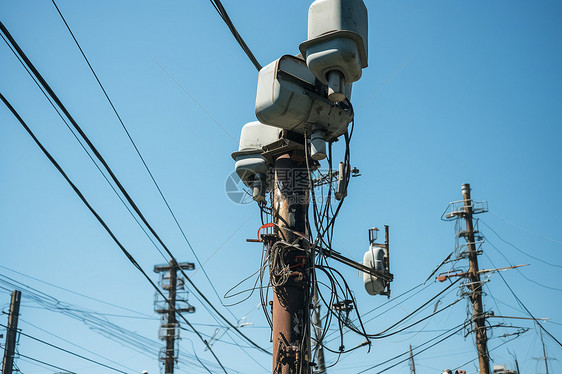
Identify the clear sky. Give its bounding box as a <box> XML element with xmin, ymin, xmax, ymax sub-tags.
<box><xmin>1</xmin><ymin>1</ymin><xmax>561</xmax><ymax>373</ymax></box>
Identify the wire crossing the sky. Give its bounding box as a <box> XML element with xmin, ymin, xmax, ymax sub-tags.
<box><xmin>0</xmin><ymin>323</ymin><xmax>130</xmax><ymax>374</ymax></box>
<box><xmin>0</xmin><ymin>93</ymin><xmax>229</xmax><ymax>374</ymax></box>
<box><xmin>209</xmin><ymin>0</ymin><xmax>262</xmax><ymax>70</ymax></box>
<box><xmin>0</xmin><ymin>20</ymin><xmax>269</xmax><ymax>357</ymax></box>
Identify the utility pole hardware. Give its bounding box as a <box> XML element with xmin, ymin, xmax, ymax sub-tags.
<box><xmin>154</xmin><ymin>260</ymin><xmax>195</xmax><ymax>374</ymax></box>
<box><xmin>442</xmin><ymin>184</ymin><xmax>490</xmax><ymax>374</ymax></box>
<box><xmin>461</xmin><ymin>184</ymin><xmax>490</xmax><ymax>374</ymax></box>
<box><xmin>2</xmin><ymin>290</ymin><xmax>21</xmax><ymax>374</ymax></box>
<box><xmin>231</xmin><ymin>1</ymin><xmax>392</xmax><ymax>373</ymax></box>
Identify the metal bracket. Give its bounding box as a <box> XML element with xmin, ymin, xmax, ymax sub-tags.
<box><xmin>261</xmin><ymin>138</ymin><xmax>305</xmax><ymax>165</ymax></box>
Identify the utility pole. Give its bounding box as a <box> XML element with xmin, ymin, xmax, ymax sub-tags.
<box><xmin>2</xmin><ymin>290</ymin><xmax>21</xmax><ymax>374</ymax></box>
<box><xmin>537</xmin><ymin>325</ymin><xmax>550</xmax><ymax>374</ymax></box>
<box><xmin>154</xmin><ymin>260</ymin><xmax>195</xmax><ymax>374</ymax></box>
<box><xmin>461</xmin><ymin>183</ymin><xmax>490</xmax><ymax>374</ymax></box>
<box><xmin>408</xmin><ymin>344</ymin><xmax>416</xmax><ymax>374</ymax></box>
<box><xmin>271</xmin><ymin>152</ymin><xmax>311</xmax><ymax>374</ymax></box>
<box><xmin>232</xmin><ymin>1</ymin><xmax>370</xmax><ymax>373</ymax></box>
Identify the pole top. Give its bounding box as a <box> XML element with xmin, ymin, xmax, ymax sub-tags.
<box><xmin>462</xmin><ymin>183</ymin><xmax>471</xmax><ymax>192</ymax></box>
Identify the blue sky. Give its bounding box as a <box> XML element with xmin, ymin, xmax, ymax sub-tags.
<box><xmin>1</xmin><ymin>1</ymin><xmax>561</xmax><ymax>373</ymax></box>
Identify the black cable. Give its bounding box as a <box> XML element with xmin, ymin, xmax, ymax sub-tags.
<box><xmin>356</xmin><ymin>322</ymin><xmax>468</xmax><ymax>374</ymax></box>
<box><xmin>486</xmin><ymin>251</ymin><xmax>562</xmax><ymax>348</ymax></box>
<box><xmin>51</xmin><ymin>0</ymin><xmax>229</xmax><ymax>313</ymax></box>
<box><xmin>0</xmin><ymin>31</ymin><xmax>167</xmax><ymax>262</ymax></box>
<box><xmin>366</xmin><ymin>278</ymin><xmax>461</xmax><ymax>338</ymax></box>
<box><xmin>452</xmin><ymin>334</ymin><xmax>523</xmax><ymax>371</ymax></box>
<box><xmin>17</xmin><ymin>353</ymin><xmax>77</xmax><ymax>374</ymax></box>
<box><xmin>209</xmin><ymin>0</ymin><xmax>262</xmax><ymax>70</ymax></box>
<box><xmin>1</xmin><ymin>323</ymin><xmax>130</xmax><ymax>374</ymax></box>
<box><xmin>17</xmin><ymin>317</ymin><xmax>139</xmax><ymax>373</ymax></box>
<box><xmin>0</xmin><ymin>21</ymin><xmax>269</xmax><ymax>356</ymax></box>
<box><xmin>0</xmin><ymin>264</ymin><xmax>152</xmax><ymax>318</ymax></box>
<box><xmin>323</xmin><ymin>282</ymin><xmax>428</xmax><ymax>343</ymax></box>
<box><xmin>0</xmin><ymin>276</ymin><xmax>159</xmax><ymax>359</ymax></box>
<box><xmin>373</xmin><ymin>298</ymin><xmax>463</xmax><ymax>339</ymax></box>
<box><xmin>0</xmin><ymin>93</ymin><xmax>229</xmax><ymax>374</ymax></box>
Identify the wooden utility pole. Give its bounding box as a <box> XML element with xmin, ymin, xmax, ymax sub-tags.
<box><xmin>2</xmin><ymin>290</ymin><xmax>21</xmax><ymax>374</ymax></box>
<box><xmin>271</xmin><ymin>152</ymin><xmax>311</xmax><ymax>374</ymax></box>
<box><xmin>408</xmin><ymin>344</ymin><xmax>416</xmax><ymax>374</ymax></box>
<box><xmin>538</xmin><ymin>326</ymin><xmax>550</xmax><ymax>374</ymax></box>
<box><xmin>461</xmin><ymin>184</ymin><xmax>490</xmax><ymax>374</ymax></box>
<box><xmin>154</xmin><ymin>260</ymin><xmax>195</xmax><ymax>374</ymax></box>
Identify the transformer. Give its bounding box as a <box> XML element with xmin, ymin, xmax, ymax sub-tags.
<box><xmin>231</xmin><ymin>121</ymin><xmax>280</xmax><ymax>201</ymax></box>
<box><xmin>362</xmin><ymin>227</ymin><xmax>391</xmax><ymax>296</ymax></box>
<box><xmin>255</xmin><ymin>55</ymin><xmax>353</xmax><ymax>160</ymax></box>
<box><xmin>363</xmin><ymin>244</ymin><xmax>388</xmax><ymax>295</ymax></box>
<box><xmin>299</xmin><ymin>0</ymin><xmax>368</xmax><ymax>102</ymax></box>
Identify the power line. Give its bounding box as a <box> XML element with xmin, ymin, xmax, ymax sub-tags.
<box><xmin>0</xmin><ymin>278</ymin><xmax>158</xmax><ymax>358</ymax></box>
<box><xmin>1</xmin><ymin>25</ymin><xmax>248</xmax><ymax>358</ymax></box>
<box><xmin>0</xmin><ymin>27</ymin><xmax>170</xmax><ymax>264</ymax></box>
<box><xmin>0</xmin><ymin>93</ymin><xmax>229</xmax><ymax>374</ymax></box>
<box><xmin>17</xmin><ymin>353</ymin><xmax>77</xmax><ymax>374</ymax></box>
<box><xmin>50</xmin><ymin>0</ymin><xmax>229</xmax><ymax>315</ymax></box>
<box><xmin>489</xmin><ymin>212</ymin><xmax>562</xmax><ymax>246</ymax></box>
<box><xmin>1</xmin><ymin>323</ymin><xmax>130</xmax><ymax>374</ymax></box>
<box><xmin>18</xmin><ymin>317</ymin><xmax>139</xmax><ymax>373</ymax></box>
<box><xmin>356</xmin><ymin>322</ymin><xmax>468</xmax><ymax>374</ymax></box>
<box><xmin>0</xmin><ymin>20</ymin><xmax>269</xmax><ymax>356</ymax></box>
<box><xmin>0</xmin><ymin>264</ymin><xmax>153</xmax><ymax>318</ymax></box>
<box><xmin>452</xmin><ymin>334</ymin><xmax>524</xmax><ymax>372</ymax></box>
<box><xmin>480</xmin><ymin>219</ymin><xmax>562</xmax><ymax>268</ymax></box>
<box><xmin>482</xmin><ymin>246</ymin><xmax>562</xmax><ymax>348</ymax></box>
<box><xmin>0</xmin><ymin>277</ymin><xmax>226</xmax><ymax>372</ymax></box>
<box><xmin>209</xmin><ymin>0</ymin><xmax>262</xmax><ymax>70</ymax></box>
<box><xmin>484</xmin><ymin>238</ymin><xmax>562</xmax><ymax>293</ymax></box>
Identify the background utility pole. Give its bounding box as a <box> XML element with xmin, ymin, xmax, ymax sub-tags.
<box><xmin>272</xmin><ymin>152</ymin><xmax>311</xmax><ymax>374</ymax></box>
<box><xmin>2</xmin><ymin>290</ymin><xmax>21</xmax><ymax>374</ymax></box>
<box><xmin>533</xmin><ymin>325</ymin><xmax>551</xmax><ymax>374</ymax></box>
<box><xmin>154</xmin><ymin>260</ymin><xmax>195</xmax><ymax>374</ymax></box>
<box><xmin>408</xmin><ymin>344</ymin><xmax>416</xmax><ymax>374</ymax></box>
<box><xmin>461</xmin><ymin>183</ymin><xmax>490</xmax><ymax>374</ymax></box>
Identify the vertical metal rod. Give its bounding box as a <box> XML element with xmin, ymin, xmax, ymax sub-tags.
<box><xmin>165</xmin><ymin>260</ymin><xmax>177</xmax><ymax>374</ymax></box>
<box><xmin>272</xmin><ymin>153</ymin><xmax>311</xmax><ymax>374</ymax></box>
<box><xmin>2</xmin><ymin>290</ymin><xmax>21</xmax><ymax>374</ymax></box>
<box><xmin>461</xmin><ymin>183</ymin><xmax>490</xmax><ymax>374</ymax></box>
<box><xmin>312</xmin><ymin>289</ymin><xmax>325</xmax><ymax>374</ymax></box>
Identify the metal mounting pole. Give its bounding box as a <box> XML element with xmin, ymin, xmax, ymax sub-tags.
<box><xmin>271</xmin><ymin>152</ymin><xmax>311</xmax><ymax>374</ymax></box>
<box><xmin>2</xmin><ymin>290</ymin><xmax>21</xmax><ymax>374</ymax></box>
<box><xmin>461</xmin><ymin>184</ymin><xmax>490</xmax><ymax>374</ymax></box>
